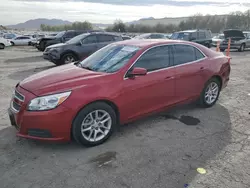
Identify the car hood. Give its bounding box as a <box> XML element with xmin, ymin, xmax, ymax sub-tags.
<box><xmin>47</xmin><ymin>43</ymin><xmax>65</xmax><ymax>49</ymax></box>
<box><xmin>223</xmin><ymin>30</ymin><xmax>245</xmax><ymax>39</ymax></box>
<box><xmin>19</xmin><ymin>64</ymin><xmax>107</xmax><ymax>96</ymax></box>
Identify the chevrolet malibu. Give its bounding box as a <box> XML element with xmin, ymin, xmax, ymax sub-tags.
<box><xmin>8</xmin><ymin>40</ymin><xmax>231</xmax><ymax>146</ymax></box>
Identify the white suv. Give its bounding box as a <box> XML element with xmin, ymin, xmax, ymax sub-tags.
<box><xmin>0</xmin><ymin>37</ymin><xmax>12</xmax><ymax>49</ymax></box>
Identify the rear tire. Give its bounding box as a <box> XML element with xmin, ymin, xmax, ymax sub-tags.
<box><xmin>0</xmin><ymin>43</ymin><xmax>5</xmax><ymax>49</ymax></box>
<box><xmin>199</xmin><ymin>78</ymin><xmax>221</xmax><ymax>108</ymax></box>
<box><xmin>238</xmin><ymin>44</ymin><xmax>245</xmax><ymax>52</ymax></box>
<box><xmin>72</xmin><ymin>102</ymin><xmax>117</xmax><ymax>147</ymax></box>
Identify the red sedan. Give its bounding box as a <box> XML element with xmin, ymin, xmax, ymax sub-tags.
<box><xmin>8</xmin><ymin>39</ymin><xmax>231</xmax><ymax>146</ymax></box>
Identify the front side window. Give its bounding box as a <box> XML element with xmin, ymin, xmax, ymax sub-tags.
<box><xmin>174</xmin><ymin>44</ymin><xmax>205</xmax><ymax>65</ymax></box>
<box><xmin>198</xmin><ymin>32</ymin><xmax>206</xmax><ymax>39</ymax></box>
<box><xmin>82</xmin><ymin>35</ymin><xmax>97</xmax><ymax>44</ymax></box>
<box><xmin>64</xmin><ymin>31</ymin><xmax>75</xmax><ymax>38</ymax></box>
<box><xmin>190</xmin><ymin>32</ymin><xmax>198</xmax><ymax>40</ymax></box>
<box><xmin>132</xmin><ymin>45</ymin><xmax>171</xmax><ymax>72</ymax></box>
<box><xmin>79</xmin><ymin>44</ymin><xmax>140</xmax><ymax>73</ymax></box>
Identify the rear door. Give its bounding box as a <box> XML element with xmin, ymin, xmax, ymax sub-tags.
<box><xmin>173</xmin><ymin>44</ymin><xmax>209</xmax><ymax>102</ymax></box>
<box><xmin>96</xmin><ymin>34</ymin><xmax>115</xmax><ymax>49</ymax></box>
<box><xmin>79</xmin><ymin>35</ymin><xmax>98</xmax><ymax>60</ymax></box>
<box><xmin>120</xmin><ymin>45</ymin><xmax>176</xmax><ymax>120</ymax></box>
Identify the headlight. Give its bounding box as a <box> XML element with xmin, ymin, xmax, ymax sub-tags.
<box><xmin>27</xmin><ymin>91</ymin><xmax>71</xmax><ymax>111</ymax></box>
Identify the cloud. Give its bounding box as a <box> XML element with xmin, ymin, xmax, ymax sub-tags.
<box><xmin>1</xmin><ymin>0</ymin><xmax>250</xmax><ymax>25</ymax></box>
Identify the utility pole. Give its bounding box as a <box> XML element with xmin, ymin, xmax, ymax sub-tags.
<box><xmin>248</xmin><ymin>10</ymin><xmax>250</xmax><ymax>30</ymax></box>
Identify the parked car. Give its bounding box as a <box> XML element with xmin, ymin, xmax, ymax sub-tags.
<box><xmin>212</xmin><ymin>34</ymin><xmax>224</xmax><ymax>46</ymax></box>
<box><xmin>134</xmin><ymin>33</ymin><xmax>168</xmax><ymax>39</ymax></box>
<box><xmin>8</xmin><ymin>39</ymin><xmax>231</xmax><ymax>146</ymax></box>
<box><xmin>171</xmin><ymin>29</ymin><xmax>212</xmax><ymax>48</ymax></box>
<box><xmin>10</xmin><ymin>36</ymin><xmax>35</xmax><ymax>46</ymax></box>
<box><xmin>36</xmin><ymin>30</ymin><xmax>103</xmax><ymax>51</ymax></box>
<box><xmin>219</xmin><ymin>29</ymin><xmax>250</xmax><ymax>52</ymax></box>
<box><xmin>0</xmin><ymin>37</ymin><xmax>12</xmax><ymax>49</ymax></box>
<box><xmin>29</xmin><ymin>34</ymin><xmax>46</xmax><ymax>46</ymax></box>
<box><xmin>43</xmin><ymin>32</ymin><xmax>123</xmax><ymax>65</ymax></box>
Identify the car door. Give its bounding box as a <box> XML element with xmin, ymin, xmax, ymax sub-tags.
<box><xmin>13</xmin><ymin>37</ymin><xmax>22</xmax><ymax>45</ymax></box>
<box><xmin>96</xmin><ymin>34</ymin><xmax>115</xmax><ymax>50</ymax></box>
<box><xmin>79</xmin><ymin>35</ymin><xmax>98</xmax><ymax>59</ymax></box>
<box><xmin>173</xmin><ymin>44</ymin><xmax>209</xmax><ymax>102</ymax></box>
<box><xmin>22</xmin><ymin>37</ymin><xmax>31</xmax><ymax>45</ymax></box>
<box><xmin>120</xmin><ymin>45</ymin><xmax>176</xmax><ymax>121</ymax></box>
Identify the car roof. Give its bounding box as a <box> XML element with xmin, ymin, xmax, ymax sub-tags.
<box><xmin>114</xmin><ymin>39</ymin><xmax>196</xmax><ymax>48</ymax></box>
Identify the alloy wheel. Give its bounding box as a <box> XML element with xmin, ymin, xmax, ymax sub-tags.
<box><xmin>204</xmin><ymin>82</ymin><xmax>219</xmax><ymax>104</ymax></box>
<box><xmin>81</xmin><ymin>110</ymin><xmax>112</xmax><ymax>142</ymax></box>
<box><xmin>64</xmin><ymin>55</ymin><xmax>76</xmax><ymax>64</ymax></box>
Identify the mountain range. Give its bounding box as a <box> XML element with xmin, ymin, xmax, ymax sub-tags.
<box><xmin>5</xmin><ymin>17</ymin><xmax>190</xmax><ymax>30</ymax></box>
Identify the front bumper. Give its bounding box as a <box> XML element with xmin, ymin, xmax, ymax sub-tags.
<box><xmin>8</xmin><ymin>86</ymin><xmax>74</xmax><ymax>142</ymax></box>
<box><xmin>43</xmin><ymin>51</ymin><xmax>60</xmax><ymax>64</ymax></box>
<box><xmin>220</xmin><ymin>43</ymin><xmax>241</xmax><ymax>49</ymax></box>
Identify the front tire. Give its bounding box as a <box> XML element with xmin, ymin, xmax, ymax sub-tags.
<box><xmin>60</xmin><ymin>53</ymin><xmax>78</xmax><ymax>65</ymax></box>
<box><xmin>238</xmin><ymin>44</ymin><xmax>245</xmax><ymax>52</ymax></box>
<box><xmin>199</xmin><ymin>78</ymin><xmax>221</xmax><ymax>108</ymax></box>
<box><xmin>0</xmin><ymin>43</ymin><xmax>5</xmax><ymax>49</ymax></box>
<box><xmin>72</xmin><ymin>102</ymin><xmax>117</xmax><ymax>147</ymax></box>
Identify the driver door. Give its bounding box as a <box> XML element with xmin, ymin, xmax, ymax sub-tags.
<box><xmin>119</xmin><ymin>45</ymin><xmax>176</xmax><ymax>121</ymax></box>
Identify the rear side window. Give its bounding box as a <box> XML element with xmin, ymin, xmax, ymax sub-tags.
<box><xmin>174</xmin><ymin>45</ymin><xmax>205</xmax><ymax>65</ymax></box>
<box><xmin>150</xmin><ymin>34</ymin><xmax>165</xmax><ymax>39</ymax></box>
<box><xmin>198</xmin><ymin>31</ymin><xmax>206</xmax><ymax>39</ymax></box>
<box><xmin>133</xmin><ymin>45</ymin><xmax>171</xmax><ymax>72</ymax></box>
<box><xmin>205</xmin><ymin>31</ymin><xmax>212</xmax><ymax>38</ymax></box>
<box><xmin>190</xmin><ymin>32</ymin><xmax>198</xmax><ymax>40</ymax></box>
<box><xmin>194</xmin><ymin>48</ymin><xmax>205</xmax><ymax>60</ymax></box>
<box><xmin>98</xmin><ymin>35</ymin><xmax>114</xmax><ymax>42</ymax></box>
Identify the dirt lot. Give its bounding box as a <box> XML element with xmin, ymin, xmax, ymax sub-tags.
<box><xmin>0</xmin><ymin>46</ymin><xmax>250</xmax><ymax>188</ymax></box>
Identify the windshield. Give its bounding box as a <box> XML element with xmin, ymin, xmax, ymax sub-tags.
<box><xmin>171</xmin><ymin>32</ymin><xmax>190</xmax><ymax>40</ymax></box>
<box><xmin>55</xmin><ymin>31</ymin><xmax>66</xmax><ymax>38</ymax></box>
<box><xmin>79</xmin><ymin>44</ymin><xmax>140</xmax><ymax>73</ymax></box>
<box><xmin>66</xmin><ymin>33</ymin><xmax>89</xmax><ymax>44</ymax></box>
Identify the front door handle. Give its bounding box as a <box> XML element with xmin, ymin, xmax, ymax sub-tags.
<box><xmin>165</xmin><ymin>76</ymin><xmax>175</xmax><ymax>80</ymax></box>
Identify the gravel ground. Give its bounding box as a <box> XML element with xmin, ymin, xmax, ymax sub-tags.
<box><xmin>0</xmin><ymin>46</ymin><xmax>250</xmax><ymax>188</ymax></box>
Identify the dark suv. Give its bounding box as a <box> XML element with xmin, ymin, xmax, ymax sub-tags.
<box><xmin>43</xmin><ymin>32</ymin><xmax>123</xmax><ymax>65</ymax></box>
<box><xmin>171</xmin><ymin>29</ymin><xmax>212</xmax><ymax>48</ymax></box>
<box><xmin>36</xmin><ymin>30</ymin><xmax>102</xmax><ymax>51</ymax></box>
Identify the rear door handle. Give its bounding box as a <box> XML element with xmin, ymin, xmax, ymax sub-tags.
<box><xmin>200</xmin><ymin>67</ymin><xmax>205</xmax><ymax>70</ymax></box>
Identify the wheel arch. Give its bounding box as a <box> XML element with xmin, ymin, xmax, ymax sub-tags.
<box><xmin>211</xmin><ymin>75</ymin><xmax>222</xmax><ymax>89</ymax></box>
<box><xmin>71</xmin><ymin>99</ymin><xmax>120</xmax><ymax>138</ymax></box>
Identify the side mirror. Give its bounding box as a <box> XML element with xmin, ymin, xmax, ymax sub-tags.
<box><xmin>128</xmin><ymin>67</ymin><xmax>147</xmax><ymax>78</ymax></box>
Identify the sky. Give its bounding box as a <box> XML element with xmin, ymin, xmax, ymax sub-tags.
<box><xmin>1</xmin><ymin>0</ymin><xmax>250</xmax><ymax>25</ymax></box>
